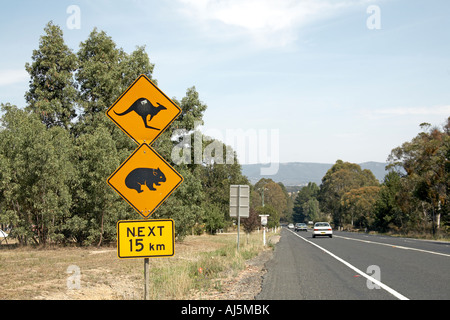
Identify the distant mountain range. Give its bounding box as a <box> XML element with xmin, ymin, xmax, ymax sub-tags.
<box><xmin>241</xmin><ymin>161</ymin><xmax>388</xmax><ymax>186</ymax></box>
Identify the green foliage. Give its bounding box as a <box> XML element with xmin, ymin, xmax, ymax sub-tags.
<box><xmin>293</xmin><ymin>182</ymin><xmax>320</xmax><ymax>223</ymax></box>
<box><xmin>242</xmin><ymin>207</ymin><xmax>260</xmax><ymax>233</ymax></box>
<box><xmin>203</xmin><ymin>203</ymin><xmax>226</xmax><ymax>235</ymax></box>
<box><xmin>253</xmin><ymin>178</ymin><xmax>288</xmax><ymax>224</ymax></box>
<box><xmin>25</xmin><ymin>22</ymin><xmax>78</xmax><ymax>130</ymax></box>
<box><xmin>373</xmin><ymin>171</ymin><xmax>404</xmax><ymax>232</ymax></box>
<box><xmin>308</xmin><ymin>117</ymin><xmax>450</xmax><ymax>236</ymax></box>
<box><xmin>341</xmin><ymin>186</ymin><xmax>380</xmax><ymax>228</ymax></box>
<box><xmin>172</xmin><ymin>86</ymin><xmax>208</xmax><ymax>132</ymax></box>
<box><xmin>0</xmin><ymin>104</ymin><xmax>74</xmax><ymax>244</ymax></box>
<box><xmin>70</xmin><ymin>126</ymin><xmax>132</xmax><ymax>245</ymax></box>
<box><xmin>384</xmin><ymin>118</ymin><xmax>450</xmax><ymax>235</ymax></box>
<box><xmin>302</xmin><ymin>198</ymin><xmax>322</xmax><ymax>223</ymax></box>
<box><xmin>318</xmin><ymin>160</ymin><xmax>379</xmax><ymax>226</ymax></box>
<box><xmin>153</xmin><ymin>166</ymin><xmax>205</xmax><ymax>240</ymax></box>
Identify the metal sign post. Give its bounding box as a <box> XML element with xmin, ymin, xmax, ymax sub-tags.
<box><xmin>144</xmin><ymin>258</ymin><xmax>150</xmax><ymax>300</ymax></box>
<box><xmin>237</xmin><ymin>185</ymin><xmax>240</xmax><ymax>250</ymax></box>
<box><xmin>229</xmin><ymin>185</ymin><xmax>249</xmax><ymax>251</ymax></box>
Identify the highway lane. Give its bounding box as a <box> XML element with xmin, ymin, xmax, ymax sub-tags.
<box><xmin>257</xmin><ymin>228</ymin><xmax>450</xmax><ymax>300</ymax></box>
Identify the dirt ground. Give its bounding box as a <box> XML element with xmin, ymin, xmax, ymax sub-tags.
<box><xmin>0</xmin><ymin>233</ymin><xmax>280</xmax><ymax>300</ymax></box>
<box><xmin>191</xmin><ymin>246</ymin><xmax>276</xmax><ymax>300</ymax></box>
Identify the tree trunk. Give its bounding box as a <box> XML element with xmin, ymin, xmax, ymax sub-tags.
<box><xmin>97</xmin><ymin>211</ymin><xmax>104</xmax><ymax>247</ymax></box>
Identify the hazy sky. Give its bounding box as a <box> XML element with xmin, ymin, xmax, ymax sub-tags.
<box><xmin>1</xmin><ymin>0</ymin><xmax>449</xmax><ymax>164</ymax></box>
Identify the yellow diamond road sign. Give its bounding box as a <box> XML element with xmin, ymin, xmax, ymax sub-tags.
<box><xmin>107</xmin><ymin>143</ymin><xmax>183</xmax><ymax>219</ymax></box>
<box><xmin>106</xmin><ymin>74</ymin><xmax>181</xmax><ymax>145</ymax></box>
<box><xmin>117</xmin><ymin>219</ymin><xmax>175</xmax><ymax>259</ymax></box>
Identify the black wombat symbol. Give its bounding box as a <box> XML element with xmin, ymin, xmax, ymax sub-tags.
<box><xmin>125</xmin><ymin>168</ymin><xmax>166</xmax><ymax>193</ymax></box>
<box><xmin>114</xmin><ymin>97</ymin><xmax>167</xmax><ymax>130</ymax></box>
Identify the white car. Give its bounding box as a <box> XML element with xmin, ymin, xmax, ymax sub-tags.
<box><xmin>288</xmin><ymin>223</ymin><xmax>295</xmax><ymax>229</ymax></box>
<box><xmin>312</xmin><ymin>222</ymin><xmax>333</xmax><ymax>238</ymax></box>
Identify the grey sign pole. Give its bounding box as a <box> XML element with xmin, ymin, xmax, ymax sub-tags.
<box><xmin>144</xmin><ymin>258</ymin><xmax>150</xmax><ymax>300</ymax></box>
<box><xmin>237</xmin><ymin>185</ymin><xmax>240</xmax><ymax>251</ymax></box>
<box><xmin>230</xmin><ymin>185</ymin><xmax>249</xmax><ymax>251</ymax></box>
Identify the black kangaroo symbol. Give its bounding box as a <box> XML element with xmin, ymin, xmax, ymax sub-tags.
<box><xmin>114</xmin><ymin>98</ymin><xmax>167</xmax><ymax>130</ymax></box>
<box><xmin>125</xmin><ymin>168</ymin><xmax>166</xmax><ymax>193</ymax></box>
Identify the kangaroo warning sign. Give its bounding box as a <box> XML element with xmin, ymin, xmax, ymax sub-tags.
<box><xmin>106</xmin><ymin>74</ymin><xmax>181</xmax><ymax>146</ymax></box>
<box><xmin>117</xmin><ymin>219</ymin><xmax>175</xmax><ymax>259</ymax></box>
<box><xmin>107</xmin><ymin>143</ymin><xmax>183</xmax><ymax>219</ymax></box>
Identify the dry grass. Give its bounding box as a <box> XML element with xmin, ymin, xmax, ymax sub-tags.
<box><xmin>0</xmin><ymin>230</ymin><xmax>276</xmax><ymax>300</ymax></box>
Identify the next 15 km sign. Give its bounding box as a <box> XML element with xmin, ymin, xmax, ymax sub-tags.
<box><xmin>117</xmin><ymin>219</ymin><xmax>175</xmax><ymax>259</ymax></box>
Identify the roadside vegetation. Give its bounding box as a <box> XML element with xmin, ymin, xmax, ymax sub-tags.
<box><xmin>0</xmin><ymin>230</ymin><xmax>276</xmax><ymax>300</ymax></box>
<box><xmin>292</xmin><ymin>119</ymin><xmax>450</xmax><ymax>239</ymax></box>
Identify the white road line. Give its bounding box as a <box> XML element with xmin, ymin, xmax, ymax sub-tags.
<box><xmin>287</xmin><ymin>229</ymin><xmax>409</xmax><ymax>300</ymax></box>
<box><xmin>334</xmin><ymin>235</ymin><xmax>450</xmax><ymax>258</ymax></box>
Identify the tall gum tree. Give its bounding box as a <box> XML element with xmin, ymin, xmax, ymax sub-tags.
<box><xmin>25</xmin><ymin>21</ymin><xmax>78</xmax><ymax>130</ymax></box>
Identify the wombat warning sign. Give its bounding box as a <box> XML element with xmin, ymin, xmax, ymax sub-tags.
<box><xmin>107</xmin><ymin>143</ymin><xmax>183</xmax><ymax>219</ymax></box>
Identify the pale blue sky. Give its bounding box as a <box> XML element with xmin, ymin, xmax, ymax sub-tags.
<box><xmin>1</xmin><ymin>0</ymin><xmax>449</xmax><ymax>164</ymax></box>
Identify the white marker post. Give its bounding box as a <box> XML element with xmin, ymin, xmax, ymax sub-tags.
<box><xmin>259</xmin><ymin>215</ymin><xmax>269</xmax><ymax>246</ymax></box>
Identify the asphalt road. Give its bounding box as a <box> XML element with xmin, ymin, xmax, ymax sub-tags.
<box><xmin>257</xmin><ymin>227</ymin><xmax>450</xmax><ymax>300</ymax></box>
